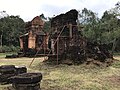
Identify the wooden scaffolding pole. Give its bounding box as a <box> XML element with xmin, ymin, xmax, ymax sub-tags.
<box><xmin>29</xmin><ymin>39</ymin><xmax>45</xmax><ymax>67</ymax></box>
<box><xmin>69</xmin><ymin>24</ymin><xmax>72</xmax><ymax>38</ymax></box>
<box><xmin>57</xmin><ymin>37</ymin><xmax>59</xmax><ymax>65</ymax></box>
<box><xmin>45</xmin><ymin>25</ymin><xmax>66</xmax><ymax>57</ymax></box>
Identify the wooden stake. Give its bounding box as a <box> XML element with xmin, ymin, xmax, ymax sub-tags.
<box><xmin>69</xmin><ymin>24</ymin><xmax>72</xmax><ymax>38</ymax></box>
<box><xmin>57</xmin><ymin>38</ymin><xmax>59</xmax><ymax>65</ymax></box>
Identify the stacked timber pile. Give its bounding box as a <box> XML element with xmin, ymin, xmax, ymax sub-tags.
<box><xmin>47</xmin><ymin>9</ymin><xmax>113</xmax><ymax>66</ymax></box>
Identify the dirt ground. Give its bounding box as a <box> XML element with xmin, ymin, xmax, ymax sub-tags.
<box><xmin>0</xmin><ymin>56</ymin><xmax>120</xmax><ymax>90</ymax></box>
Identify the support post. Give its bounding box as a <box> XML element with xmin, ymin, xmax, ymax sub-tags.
<box><xmin>69</xmin><ymin>24</ymin><xmax>72</xmax><ymax>38</ymax></box>
<box><xmin>57</xmin><ymin>38</ymin><xmax>59</xmax><ymax>65</ymax></box>
<box><xmin>44</xmin><ymin>38</ymin><xmax>46</xmax><ymax>61</ymax></box>
<box><xmin>0</xmin><ymin>34</ymin><xmax>2</xmax><ymax>47</ymax></box>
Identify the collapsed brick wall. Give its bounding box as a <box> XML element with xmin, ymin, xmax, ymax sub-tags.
<box><xmin>48</xmin><ymin>9</ymin><xmax>113</xmax><ymax>65</ymax></box>
<box><xmin>51</xmin><ymin>9</ymin><xmax>78</xmax><ymax>32</ymax></box>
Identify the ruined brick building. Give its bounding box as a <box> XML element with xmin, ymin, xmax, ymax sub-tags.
<box><xmin>47</xmin><ymin>9</ymin><xmax>87</xmax><ymax>64</ymax></box>
<box><xmin>19</xmin><ymin>10</ymin><xmax>112</xmax><ymax>65</ymax></box>
<box><xmin>19</xmin><ymin>16</ymin><xmax>48</xmax><ymax>56</ymax></box>
<box><xmin>47</xmin><ymin>9</ymin><xmax>113</xmax><ymax>65</ymax></box>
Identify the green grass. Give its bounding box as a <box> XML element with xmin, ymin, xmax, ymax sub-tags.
<box><xmin>0</xmin><ymin>56</ymin><xmax>120</xmax><ymax>90</ymax></box>
<box><xmin>113</xmin><ymin>52</ymin><xmax>120</xmax><ymax>56</ymax></box>
<box><xmin>0</xmin><ymin>53</ymin><xmax>7</xmax><ymax>58</ymax></box>
<box><xmin>0</xmin><ymin>52</ymin><xmax>17</xmax><ymax>58</ymax></box>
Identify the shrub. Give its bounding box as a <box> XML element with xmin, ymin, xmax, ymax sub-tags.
<box><xmin>0</xmin><ymin>45</ymin><xmax>20</xmax><ymax>53</ymax></box>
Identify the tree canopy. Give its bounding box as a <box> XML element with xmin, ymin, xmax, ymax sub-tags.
<box><xmin>78</xmin><ymin>2</ymin><xmax>120</xmax><ymax>52</ymax></box>
<box><xmin>0</xmin><ymin>15</ymin><xmax>25</xmax><ymax>46</ymax></box>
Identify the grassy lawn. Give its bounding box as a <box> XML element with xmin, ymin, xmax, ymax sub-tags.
<box><xmin>0</xmin><ymin>54</ymin><xmax>120</xmax><ymax>90</ymax></box>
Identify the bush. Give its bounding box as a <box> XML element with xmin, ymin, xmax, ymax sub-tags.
<box><xmin>0</xmin><ymin>45</ymin><xmax>20</xmax><ymax>53</ymax></box>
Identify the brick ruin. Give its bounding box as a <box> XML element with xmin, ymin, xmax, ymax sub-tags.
<box><xmin>47</xmin><ymin>9</ymin><xmax>113</xmax><ymax>65</ymax></box>
<box><xmin>19</xmin><ymin>16</ymin><xmax>49</xmax><ymax>56</ymax></box>
<box><xmin>18</xmin><ymin>9</ymin><xmax>113</xmax><ymax>65</ymax></box>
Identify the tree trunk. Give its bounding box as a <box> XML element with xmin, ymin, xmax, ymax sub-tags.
<box><xmin>111</xmin><ymin>38</ymin><xmax>118</xmax><ymax>54</ymax></box>
<box><xmin>0</xmin><ymin>34</ymin><xmax>2</xmax><ymax>47</ymax></box>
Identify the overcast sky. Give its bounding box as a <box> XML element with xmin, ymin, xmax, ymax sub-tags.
<box><xmin>0</xmin><ymin>0</ymin><xmax>119</xmax><ymax>21</ymax></box>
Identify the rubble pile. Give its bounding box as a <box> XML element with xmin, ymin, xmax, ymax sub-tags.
<box><xmin>86</xmin><ymin>42</ymin><xmax>113</xmax><ymax>61</ymax></box>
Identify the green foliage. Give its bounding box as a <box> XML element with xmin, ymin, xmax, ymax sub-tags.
<box><xmin>112</xmin><ymin>61</ymin><xmax>120</xmax><ymax>68</ymax></box>
<box><xmin>79</xmin><ymin>3</ymin><xmax>120</xmax><ymax>52</ymax></box>
<box><xmin>79</xmin><ymin>8</ymin><xmax>101</xmax><ymax>42</ymax></box>
<box><xmin>43</xmin><ymin>20</ymin><xmax>51</xmax><ymax>33</ymax></box>
<box><xmin>0</xmin><ymin>15</ymin><xmax>25</xmax><ymax>46</ymax></box>
<box><xmin>0</xmin><ymin>45</ymin><xmax>20</xmax><ymax>53</ymax></box>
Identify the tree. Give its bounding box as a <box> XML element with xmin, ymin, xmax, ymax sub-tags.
<box><xmin>78</xmin><ymin>5</ymin><xmax>120</xmax><ymax>52</ymax></box>
<box><xmin>0</xmin><ymin>15</ymin><xmax>25</xmax><ymax>46</ymax></box>
<box><xmin>39</xmin><ymin>13</ymin><xmax>51</xmax><ymax>33</ymax></box>
<box><xmin>79</xmin><ymin>8</ymin><xmax>99</xmax><ymax>42</ymax></box>
<box><xmin>42</xmin><ymin>18</ymin><xmax>51</xmax><ymax>33</ymax></box>
<box><xmin>99</xmin><ymin>2</ymin><xmax>120</xmax><ymax>53</ymax></box>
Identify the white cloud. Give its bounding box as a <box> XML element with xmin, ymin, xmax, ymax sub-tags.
<box><xmin>0</xmin><ymin>0</ymin><xmax>119</xmax><ymax>21</ymax></box>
